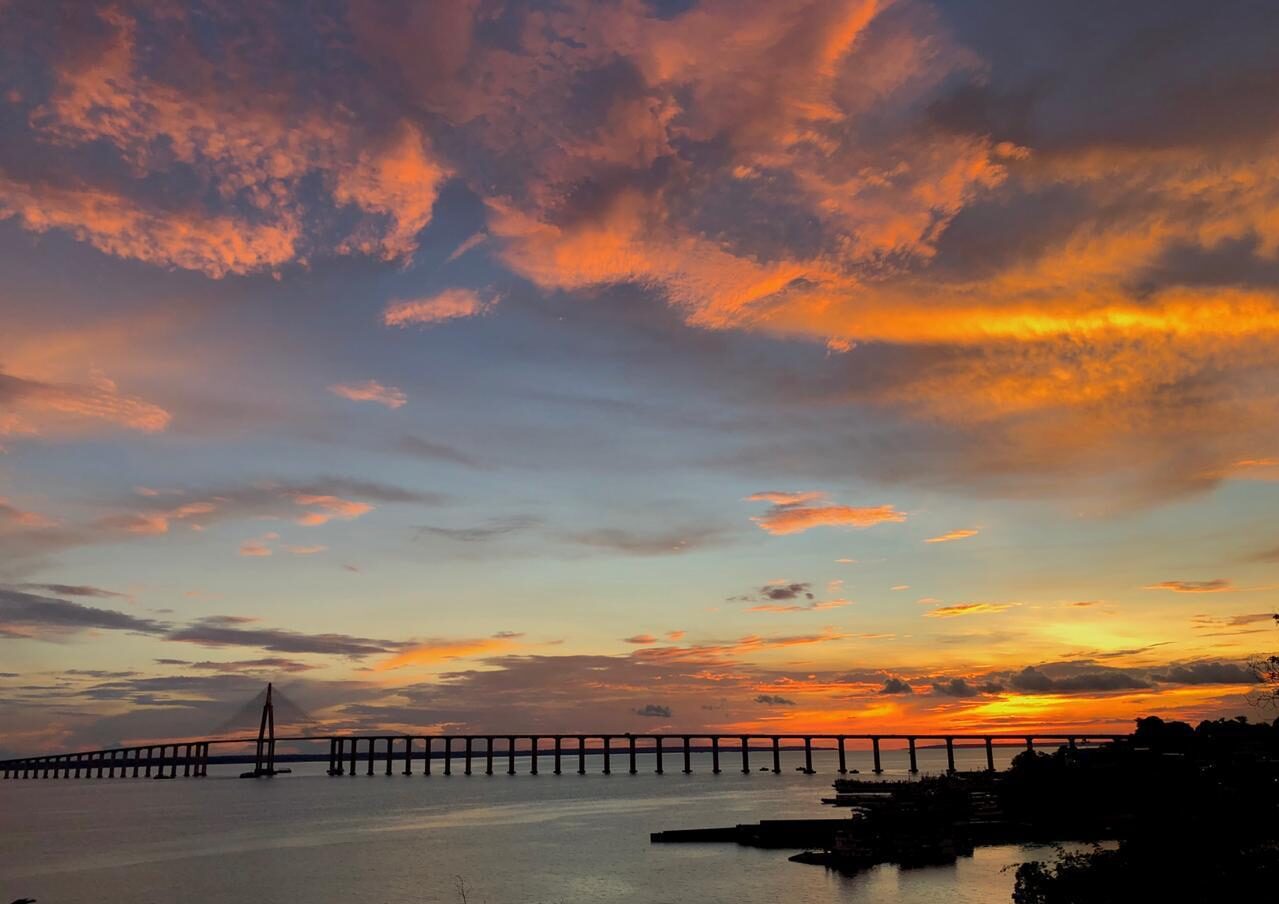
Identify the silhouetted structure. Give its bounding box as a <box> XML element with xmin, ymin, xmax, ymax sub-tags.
<box><xmin>0</xmin><ymin>683</ymin><xmax>1135</xmax><ymax>782</ymax></box>
<box><xmin>2</xmin><ymin>728</ymin><xmax>1125</xmax><ymax>781</ymax></box>
<box><xmin>240</xmin><ymin>682</ymin><xmax>280</xmax><ymax>778</ymax></box>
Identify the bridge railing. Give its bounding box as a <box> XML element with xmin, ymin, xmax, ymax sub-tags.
<box><xmin>2</xmin><ymin>732</ymin><xmax>1127</xmax><ymax>781</ymax></box>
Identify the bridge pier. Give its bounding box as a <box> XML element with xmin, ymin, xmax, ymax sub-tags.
<box><xmin>404</xmin><ymin>737</ymin><xmax>413</xmax><ymax>775</ymax></box>
<box><xmin>366</xmin><ymin>737</ymin><xmax>375</xmax><ymax>776</ymax></box>
<box><xmin>530</xmin><ymin>737</ymin><xmax>539</xmax><ymax>775</ymax></box>
<box><xmin>654</xmin><ymin>736</ymin><xmax>663</xmax><ymax>774</ymax></box>
<box><xmin>946</xmin><ymin>737</ymin><xmax>956</xmax><ymax>774</ymax></box>
<box><xmin>986</xmin><ymin>737</ymin><xmax>995</xmax><ymax>772</ymax></box>
<box><xmin>507</xmin><ymin>736</ymin><xmax>516</xmax><ymax>776</ymax></box>
<box><xmin>185</xmin><ymin>743</ymin><xmax>193</xmax><ymax>777</ymax></box>
<box><xmin>629</xmin><ymin>735</ymin><xmax>637</xmax><ymax>774</ymax></box>
<box><xmin>908</xmin><ymin>737</ymin><xmax>918</xmax><ymax>774</ymax></box>
<box><xmin>837</xmin><ymin>737</ymin><xmax>847</xmax><ymax>774</ymax></box>
<box><xmin>384</xmin><ymin>738</ymin><xmax>393</xmax><ymax>776</ymax></box>
<box><xmin>740</xmin><ymin>736</ymin><xmax>750</xmax><ymax>773</ymax></box>
<box><xmin>349</xmin><ymin>737</ymin><xmax>358</xmax><ymax>775</ymax></box>
<box><xmin>682</xmin><ymin>736</ymin><xmax>692</xmax><ymax>774</ymax></box>
<box><xmin>602</xmin><ymin>736</ymin><xmax>611</xmax><ymax>775</ymax></box>
<box><xmin>803</xmin><ymin>737</ymin><xmax>814</xmax><ymax>774</ymax></box>
<box><xmin>577</xmin><ymin>736</ymin><xmax>586</xmax><ymax>775</ymax></box>
<box><xmin>465</xmin><ymin>737</ymin><xmax>473</xmax><ymax>776</ymax></box>
<box><xmin>423</xmin><ymin>737</ymin><xmax>432</xmax><ymax>776</ymax></box>
<box><xmin>711</xmin><ymin>736</ymin><xmax>720</xmax><ymax>774</ymax></box>
<box><xmin>554</xmin><ymin>736</ymin><xmax>562</xmax><ymax>775</ymax></box>
<box><xmin>97</xmin><ymin>751</ymin><xmax>106</xmax><ymax>779</ymax></box>
<box><xmin>772</xmin><ymin>737</ymin><xmax>781</xmax><ymax>774</ymax></box>
<box><xmin>443</xmin><ymin>737</ymin><xmax>453</xmax><ymax>776</ymax></box>
<box><xmin>485</xmin><ymin>737</ymin><xmax>494</xmax><ymax>775</ymax></box>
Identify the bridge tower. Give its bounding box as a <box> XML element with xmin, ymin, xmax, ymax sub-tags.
<box><xmin>240</xmin><ymin>683</ymin><xmax>279</xmax><ymax>778</ymax></box>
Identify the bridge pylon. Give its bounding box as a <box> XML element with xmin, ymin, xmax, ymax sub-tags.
<box><xmin>240</xmin><ymin>683</ymin><xmax>288</xmax><ymax>778</ymax></box>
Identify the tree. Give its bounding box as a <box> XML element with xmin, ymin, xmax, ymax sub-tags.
<box><xmin>1248</xmin><ymin>614</ymin><xmax>1279</xmax><ymax>707</ymax></box>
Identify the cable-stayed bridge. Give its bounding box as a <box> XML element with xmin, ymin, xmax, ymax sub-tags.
<box><xmin>1</xmin><ymin>684</ymin><xmax>1125</xmax><ymax>781</ymax></box>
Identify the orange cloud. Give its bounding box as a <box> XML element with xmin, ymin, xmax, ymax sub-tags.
<box><xmin>925</xmin><ymin>528</ymin><xmax>980</xmax><ymax>544</ymax></box>
<box><xmin>747</xmin><ymin>599</ymin><xmax>852</xmax><ymax>613</ymax></box>
<box><xmin>0</xmin><ymin>498</ymin><xmax>56</xmax><ymax>529</ymax></box>
<box><xmin>382</xmin><ymin>288</ymin><xmax>489</xmax><ymax>327</ymax></box>
<box><xmin>328</xmin><ymin>380</ymin><xmax>408</xmax><ymax>409</ymax></box>
<box><xmin>282</xmin><ymin>544</ymin><xmax>327</xmax><ymax>556</ymax></box>
<box><xmin>1145</xmin><ymin>580</ymin><xmax>1233</xmax><ymax>593</ymax></box>
<box><xmin>4</xmin><ymin>8</ymin><xmax>449</xmax><ymax>276</ymax></box>
<box><xmin>0</xmin><ymin>176</ymin><xmax>299</xmax><ymax>278</ymax></box>
<box><xmin>0</xmin><ymin>368</ymin><xmax>170</xmax><ymax>438</ymax></box>
<box><xmin>291</xmin><ymin>494</ymin><xmax>374</xmax><ymax>526</ymax></box>
<box><xmin>623</xmin><ymin>634</ymin><xmax>658</xmax><ymax>644</ymax></box>
<box><xmin>238</xmin><ymin>532</ymin><xmax>279</xmax><ymax>557</ymax></box>
<box><xmin>377</xmin><ymin>637</ymin><xmax>514</xmax><ymax>670</ymax></box>
<box><xmin>925</xmin><ymin>603</ymin><xmax>1018</xmax><ymax>618</ymax></box>
<box><xmin>333</xmin><ymin>122</ymin><xmax>448</xmax><ymax>260</ymax></box>
<box><xmin>748</xmin><ymin>491</ymin><xmax>905</xmax><ymax>535</ymax></box>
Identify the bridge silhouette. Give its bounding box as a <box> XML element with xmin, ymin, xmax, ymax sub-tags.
<box><xmin>1</xmin><ymin>684</ymin><xmax>1125</xmax><ymax>781</ymax></box>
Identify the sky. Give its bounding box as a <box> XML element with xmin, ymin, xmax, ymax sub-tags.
<box><xmin>2</xmin><ymin>0</ymin><xmax>1278</xmax><ymax>755</ymax></box>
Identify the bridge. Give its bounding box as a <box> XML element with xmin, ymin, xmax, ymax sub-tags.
<box><xmin>1</xmin><ymin>733</ymin><xmax>1128</xmax><ymax>781</ymax></box>
<box><xmin>1</xmin><ymin>684</ymin><xmax>1126</xmax><ymax>781</ymax></box>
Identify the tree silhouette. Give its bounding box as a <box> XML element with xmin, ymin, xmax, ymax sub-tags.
<box><xmin>1249</xmin><ymin>614</ymin><xmax>1279</xmax><ymax>707</ymax></box>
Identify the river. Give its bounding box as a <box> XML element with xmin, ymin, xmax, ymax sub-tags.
<box><xmin>1</xmin><ymin>745</ymin><xmax>1066</xmax><ymax>903</ymax></box>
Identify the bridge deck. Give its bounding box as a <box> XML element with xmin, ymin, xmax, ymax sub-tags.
<box><xmin>2</xmin><ymin>731</ymin><xmax>1127</xmax><ymax>781</ymax></box>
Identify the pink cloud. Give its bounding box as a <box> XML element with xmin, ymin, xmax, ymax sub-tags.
<box><xmin>1145</xmin><ymin>579</ymin><xmax>1233</xmax><ymax>593</ymax></box>
<box><xmin>291</xmin><ymin>494</ymin><xmax>374</xmax><ymax>526</ymax></box>
<box><xmin>924</xmin><ymin>602</ymin><xmax>1018</xmax><ymax>618</ymax></box>
<box><xmin>748</xmin><ymin>491</ymin><xmax>906</xmax><ymax>536</ymax></box>
<box><xmin>924</xmin><ymin>528</ymin><xmax>980</xmax><ymax>544</ymax></box>
<box><xmin>328</xmin><ymin>380</ymin><xmax>408</xmax><ymax>409</ymax></box>
<box><xmin>0</xmin><ymin>368</ymin><xmax>170</xmax><ymax>438</ymax></box>
<box><xmin>238</xmin><ymin>532</ymin><xmax>279</xmax><ymax>557</ymax></box>
<box><xmin>382</xmin><ymin>288</ymin><xmax>489</xmax><ymax>328</ymax></box>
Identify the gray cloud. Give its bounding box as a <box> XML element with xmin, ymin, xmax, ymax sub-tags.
<box><xmin>1010</xmin><ymin>666</ymin><xmax>1149</xmax><ymax>693</ymax></box>
<box><xmin>568</xmin><ymin>525</ymin><xmax>728</xmax><ymax>556</ymax></box>
<box><xmin>1</xmin><ymin>588</ymin><xmax>404</xmax><ymax>660</ymax></box>
<box><xmin>395</xmin><ymin>435</ymin><xmax>482</xmax><ymax>468</ymax></box>
<box><xmin>17</xmin><ymin>583</ymin><xmax>127</xmax><ymax>599</ymax></box>
<box><xmin>761</xmin><ymin>583</ymin><xmax>813</xmax><ymax>601</ymax></box>
<box><xmin>417</xmin><ymin>515</ymin><xmax>540</xmax><ymax>543</ymax></box>
<box><xmin>1153</xmin><ymin>662</ymin><xmax>1261</xmax><ymax>685</ymax></box>
<box><xmin>930</xmin><ymin>678</ymin><xmax>981</xmax><ymax>697</ymax></box>
<box><xmin>634</xmin><ymin>703</ymin><xmax>672</xmax><ymax>718</ymax></box>
<box><xmin>164</xmin><ymin>617</ymin><xmax>400</xmax><ymax>658</ymax></box>
<box><xmin>754</xmin><ymin>694</ymin><xmax>795</xmax><ymax>705</ymax></box>
<box><xmin>0</xmin><ymin>588</ymin><xmax>165</xmax><ymax>637</ymax></box>
<box><xmin>879</xmin><ymin>677</ymin><xmax>914</xmax><ymax>695</ymax></box>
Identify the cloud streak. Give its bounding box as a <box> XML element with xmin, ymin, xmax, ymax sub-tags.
<box><xmin>747</xmin><ymin>491</ymin><xmax>906</xmax><ymax>536</ymax></box>
<box><xmin>329</xmin><ymin>380</ymin><xmax>408</xmax><ymax>409</ymax></box>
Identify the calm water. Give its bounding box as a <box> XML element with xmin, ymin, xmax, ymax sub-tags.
<box><xmin>1</xmin><ymin>746</ymin><xmax>1064</xmax><ymax>904</ymax></box>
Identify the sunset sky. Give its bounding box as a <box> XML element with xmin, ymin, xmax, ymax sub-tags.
<box><xmin>3</xmin><ymin>0</ymin><xmax>1278</xmax><ymax>755</ymax></box>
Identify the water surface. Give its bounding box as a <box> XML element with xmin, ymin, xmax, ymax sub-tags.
<box><xmin>1</xmin><ymin>746</ymin><xmax>1060</xmax><ymax>903</ymax></box>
